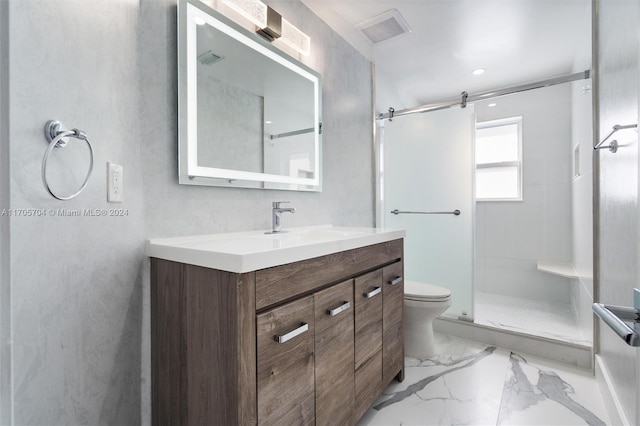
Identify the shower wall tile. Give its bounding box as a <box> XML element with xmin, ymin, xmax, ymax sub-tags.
<box><xmin>572</xmin><ymin>171</ymin><xmax>593</xmax><ymax>281</ymax></box>
<box><xmin>475</xmin><ymin>251</ymin><xmax>486</xmax><ymax>293</ymax></box>
<box><xmin>482</xmin><ymin>184</ymin><xmax>544</xmax><ymax>260</ymax></box>
<box><xmin>543</xmin><ymin>184</ymin><xmax>572</xmax><ymax>261</ymax></box>
<box><xmin>474</xmin><ymin>191</ymin><xmax>487</xmax><ymax>293</ymax></box>
<box><xmin>484</xmin><ymin>257</ymin><xmax>570</xmax><ymax>303</ymax></box>
<box><xmin>570</xmin><ymin>278</ymin><xmax>594</xmax><ymax>345</ymax></box>
<box><xmin>475</xmin><ymin>83</ymin><xmax>573</xmax><ymax>303</ymax></box>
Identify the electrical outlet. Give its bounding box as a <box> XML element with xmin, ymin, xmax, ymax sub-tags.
<box><xmin>107</xmin><ymin>162</ymin><xmax>124</xmax><ymax>203</ymax></box>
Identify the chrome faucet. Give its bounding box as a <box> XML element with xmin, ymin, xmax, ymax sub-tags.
<box><xmin>267</xmin><ymin>201</ymin><xmax>295</xmax><ymax>234</ymax></box>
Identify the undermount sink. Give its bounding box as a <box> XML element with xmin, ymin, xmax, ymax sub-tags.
<box><xmin>145</xmin><ymin>225</ymin><xmax>405</xmax><ymax>273</ymax></box>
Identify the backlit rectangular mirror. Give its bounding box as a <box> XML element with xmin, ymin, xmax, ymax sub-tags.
<box><xmin>178</xmin><ymin>0</ymin><xmax>322</xmax><ymax>191</ymax></box>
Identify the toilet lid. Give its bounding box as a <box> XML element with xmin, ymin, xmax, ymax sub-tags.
<box><xmin>404</xmin><ymin>280</ymin><xmax>451</xmax><ymax>301</ymax></box>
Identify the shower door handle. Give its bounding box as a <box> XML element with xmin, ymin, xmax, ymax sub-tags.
<box><xmin>390</xmin><ymin>209</ymin><xmax>461</xmax><ymax>216</ymax></box>
<box><xmin>592</xmin><ymin>289</ymin><xmax>640</xmax><ymax>347</ymax></box>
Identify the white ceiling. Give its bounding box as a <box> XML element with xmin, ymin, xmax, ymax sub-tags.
<box><xmin>300</xmin><ymin>0</ymin><xmax>591</xmax><ymax>113</ymax></box>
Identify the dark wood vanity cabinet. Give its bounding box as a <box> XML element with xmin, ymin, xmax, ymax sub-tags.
<box><xmin>151</xmin><ymin>239</ymin><xmax>403</xmax><ymax>426</ymax></box>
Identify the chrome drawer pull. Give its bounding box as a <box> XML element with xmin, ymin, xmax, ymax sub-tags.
<box><xmin>274</xmin><ymin>322</ymin><xmax>309</xmax><ymax>343</ymax></box>
<box><xmin>327</xmin><ymin>301</ymin><xmax>351</xmax><ymax>316</ymax></box>
<box><xmin>388</xmin><ymin>276</ymin><xmax>403</xmax><ymax>286</ymax></box>
<box><xmin>364</xmin><ymin>287</ymin><xmax>382</xmax><ymax>298</ymax></box>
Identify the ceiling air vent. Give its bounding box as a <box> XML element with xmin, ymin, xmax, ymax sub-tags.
<box><xmin>357</xmin><ymin>9</ymin><xmax>412</xmax><ymax>45</ymax></box>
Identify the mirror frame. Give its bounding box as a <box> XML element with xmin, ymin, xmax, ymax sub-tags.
<box><xmin>178</xmin><ymin>0</ymin><xmax>323</xmax><ymax>191</ymax></box>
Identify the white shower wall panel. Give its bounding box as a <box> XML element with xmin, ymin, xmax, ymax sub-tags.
<box><xmin>475</xmin><ymin>84</ymin><xmax>573</xmax><ymax>304</ymax></box>
<box><xmin>483</xmin><ymin>257</ymin><xmax>570</xmax><ymax>302</ymax></box>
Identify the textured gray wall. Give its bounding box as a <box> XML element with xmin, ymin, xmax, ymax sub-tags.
<box><xmin>9</xmin><ymin>1</ymin><xmax>146</xmax><ymax>424</ymax></box>
<box><xmin>596</xmin><ymin>0</ymin><xmax>639</xmax><ymax>423</ymax></box>
<box><xmin>0</xmin><ymin>0</ymin><xmax>11</xmax><ymax>423</ymax></box>
<box><xmin>5</xmin><ymin>0</ymin><xmax>373</xmax><ymax>424</ymax></box>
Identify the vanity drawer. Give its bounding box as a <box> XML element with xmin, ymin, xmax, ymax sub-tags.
<box><xmin>257</xmin><ymin>296</ymin><xmax>315</xmax><ymax>425</ymax></box>
<box><xmin>255</xmin><ymin>239</ymin><xmax>402</xmax><ymax>310</ymax></box>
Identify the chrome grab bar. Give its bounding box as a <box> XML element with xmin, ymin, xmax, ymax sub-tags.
<box><xmin>594</xmin><ymin>123</ymin><xmax>637</xmax><ymax>153</ymax></box>
<box><xmin>592</xmin><ymin>289</ymin><xmax>640</xmax><ymax>347</ymax></box>
<box><xmin>390</xmin><ymin>209</ymin><xmax>460</xmax><ymax>216</ymax></box>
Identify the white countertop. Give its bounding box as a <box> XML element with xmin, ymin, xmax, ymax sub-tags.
<box><xmin>145</xmin><ymin>225</ymin><xmax>405</xmax><ymax>273</ymax></box>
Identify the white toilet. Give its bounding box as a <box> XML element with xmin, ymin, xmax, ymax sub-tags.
<box><xmin>404</xmin><ymin>280</ymin><xmax>452</xmax><ymax>358</ymax></box>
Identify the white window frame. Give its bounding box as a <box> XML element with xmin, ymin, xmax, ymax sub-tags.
<box><xmin>475</xmin><ymin>116</ymin><xmax>523</xmax><ymax>202</ymax></box>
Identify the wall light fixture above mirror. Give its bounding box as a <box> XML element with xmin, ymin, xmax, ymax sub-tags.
<box><xmin>223</xmin><ymin>0</ymin><xmax>311</xmax><ymax>55</ymax></box>
<box><xmin>178</xmin><ymin>0</ymin><xmax>322</xmax><ymax>191</ymax></box>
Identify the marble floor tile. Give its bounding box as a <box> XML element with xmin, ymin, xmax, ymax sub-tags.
<box><xmin>474</xmin><ymin>291</ymin><xmax>591</xmax><ymax>346</ymax></box>
<box><xmin>497</xmin><ymin>352</ymin><xmax>608</xmax><ymax>426</ymax></box>
<box><xmin>358</xmin><ymin>334</ymin><xmax>609</xmax><ymax>426</ymax></box>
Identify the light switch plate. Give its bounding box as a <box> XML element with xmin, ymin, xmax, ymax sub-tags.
<box><xmin>107</xmin><ymin>162</ymin><xmax>123</xmax><ymax>203</ymax></box>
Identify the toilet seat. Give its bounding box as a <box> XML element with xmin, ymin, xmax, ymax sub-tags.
<box><xmin>404</xmin><ymin>280</ymin><xmax>451</xmax><ymax>302</ymax></box>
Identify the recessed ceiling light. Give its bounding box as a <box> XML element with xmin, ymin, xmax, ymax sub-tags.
<box><xmin>265</xmin><ymin>120</ymin><xmax>272</xmax><ymax>124</ymax></box>
<box><xmin>472</xmin><ymin>68</ymin><xmax>485</xmax><ymax>75</ymax></box>
<box><xmin>488</xmin><ymin>103</ymin><xmax>497</xmax><ymax>107</ymax></box>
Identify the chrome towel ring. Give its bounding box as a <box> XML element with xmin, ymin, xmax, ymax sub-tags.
<box><xmin>42</xmin><ymin>120</ymin><xmax>94</xmax><ymax>201</ymax></box>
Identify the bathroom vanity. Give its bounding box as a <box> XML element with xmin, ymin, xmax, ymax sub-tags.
<box><xmin>147</xmin><ymin>226</ymin><xmax>405</xmax><ymax>425</ymax></box>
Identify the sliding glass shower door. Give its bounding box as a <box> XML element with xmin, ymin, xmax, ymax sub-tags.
<box><xmin>380</xmin><ymin>107</ymin><xmax>475</xmax><ymax>320</ymax></box>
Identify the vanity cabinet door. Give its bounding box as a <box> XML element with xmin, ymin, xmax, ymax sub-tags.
<box><xmin>257</xmin><ymin>296</ymin><xmax>315</xmax><ymax>426</ymax></box>
<box><xmin>354</xmin><ymin>269</ymin><xmax>383</xmax><ymax>419</ymax></box>
<box><xmin>354</xmin><ymin>269</ymin><xmax>383</xmax><ymax>368</ymax></box>
<box><xmin>314</xmin><ymin>280</ymin><xmax>355</xmax><ymax>426</ymax></box>
<box><xmin>383</xmin><ymin>261</ymin><xmax>404</xmax><ymax>383</ymax></box>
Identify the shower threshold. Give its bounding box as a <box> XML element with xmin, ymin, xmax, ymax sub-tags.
<box><xmin>473</xmin><ymin>291</ymin><xmax>592</xmax><ymax>346</ymax></box>
<box><xmin>434</xmin><ymin>292</ymin><xmax>593</xmax><ymax>368</ymax></box>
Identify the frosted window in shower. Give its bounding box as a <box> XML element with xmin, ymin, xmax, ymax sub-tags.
<box><xmin>476</xmin><ymin>166</ymin><xmax>519</xmax><ymax>199</ymax></box>
<box><xmin>475</xmin><ymin>116</ymin><xmax>522</xmax><ymax>201</ymax></box>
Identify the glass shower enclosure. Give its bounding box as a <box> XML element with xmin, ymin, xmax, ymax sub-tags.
<box><xmin>378</xmin><ymin>106</ymin><xmax>475</xmax><ymax>320</ymax></box>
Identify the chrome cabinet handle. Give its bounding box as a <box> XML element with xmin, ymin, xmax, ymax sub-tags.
<box><xmin>327</xmin><ymin>301</ymin><xmax>351</xmax><ymax>316</ymax></box>
<box><xmin>388</xmin><ymin>276</ymin><xmax>403</xmax><ymax>286</ymax></box>
<box><xmin>274</xmin><ymin>322</ymin><xmax>309</xmax><ymax>343</ymax></box>
<box><xmin>364</xmin><ymin>287</ymin><xmax>382</xmax><ymax>298</ymax></box>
